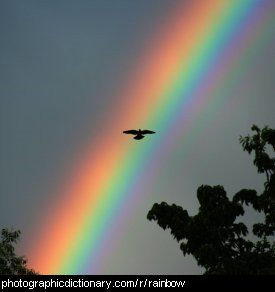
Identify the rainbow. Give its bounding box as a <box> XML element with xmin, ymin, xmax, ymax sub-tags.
<box><xmin>28</xmin><ymin>0</ymin><xmax>272</xmax><ymax>274</ymax></box>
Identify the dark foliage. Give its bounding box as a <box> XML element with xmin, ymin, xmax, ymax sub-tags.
<box><xmin>147</xmin><ymin>125</ymin><xmax>275</xmax><ymax>274</ymax></box>
<box><xmin>0</xmin><ymin>228</ymin><xmax>38</xmax><ymax>275</ymax></box>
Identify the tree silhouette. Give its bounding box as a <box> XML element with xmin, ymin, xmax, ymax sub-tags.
<box><xmin>0</xmin><ymin>228</ymin><xmax>38</xmax><ymax>275</ymax></box>
<box><xmin>147</xmin><ymin>125</ymin><xmax>275</xmax><ymax>274</ymax></box>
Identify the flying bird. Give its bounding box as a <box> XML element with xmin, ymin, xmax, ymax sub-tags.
<box><xmin>123</xmin><ymin>129</ymin><xmax>156</xmax><ymax>140</ymax></box>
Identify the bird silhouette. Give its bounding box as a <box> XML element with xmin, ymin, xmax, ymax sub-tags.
<box><xmin>123</xmin><ymin>129</ymin><xmax>156</xmax><ymax>140</ymax></box>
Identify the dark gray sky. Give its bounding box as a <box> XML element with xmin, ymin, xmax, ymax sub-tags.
<box><xmin>0</xmin><ymin>0</ymin><xmax>274</xmax><ymax>274</ymax></box>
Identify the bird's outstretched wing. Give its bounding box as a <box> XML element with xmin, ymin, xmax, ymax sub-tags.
<box><xmin>141</xmin><ymin>130</ymin><xmax>156</xmax><ymax>134</ymax></box>
<box><xmin>123</xmin><ymin>130</ymin><xmax>138</xmax><ymax>135</ymax></box>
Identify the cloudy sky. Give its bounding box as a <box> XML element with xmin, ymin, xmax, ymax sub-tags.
<box><xmin>0</xmin><ymin>0</ymin><xmax>274</xmax><ymax>274</ymax></box>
